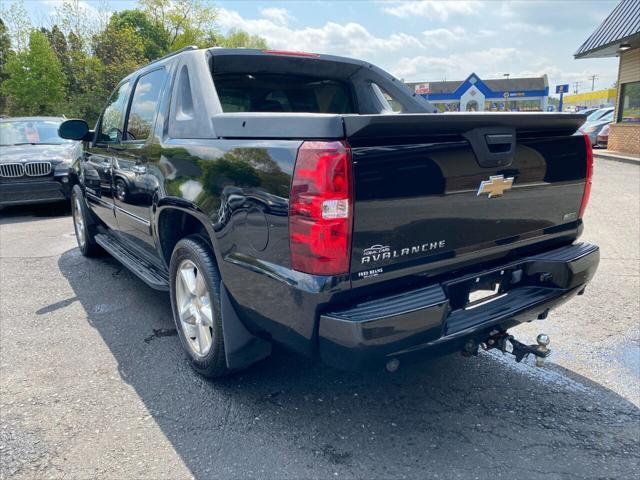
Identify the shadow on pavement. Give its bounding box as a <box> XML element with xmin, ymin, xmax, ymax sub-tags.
<box><xmin>0</xmin><ymin>203</ymin><xmax>70</xmax><ymax>224</ymax></box>
<box><xmin>57</xmin><ymin>248</ymin><xmax>640</xmax><ymax>479</ymax></box>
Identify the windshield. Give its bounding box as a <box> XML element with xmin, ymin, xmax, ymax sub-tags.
<box><xmin>586</xmin><ymin>109</ymin><xmax>611</xmax><ymax>122</ymax></box>
<box><xmin>0</xmin><ymin>120</ymin><xmax>73</xmax><ymax>146</ymax></box>
<box><xmin>601</xmin><ymin>111</ymin><xmax>614</xmax><ymax>122</ymax></box>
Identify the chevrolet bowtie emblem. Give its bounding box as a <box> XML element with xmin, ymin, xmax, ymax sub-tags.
<box><xmin>477</xmin><ymin>175</ymin><xmax>514</xmax><ymax>198</ymax></box>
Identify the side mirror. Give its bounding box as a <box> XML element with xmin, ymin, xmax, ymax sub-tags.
<box><xmin>59</xmin><ymin>119</ymin><xmax>93</xmax><ymax>141</ymax></box>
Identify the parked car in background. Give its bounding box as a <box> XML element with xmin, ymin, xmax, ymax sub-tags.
<box><xmin>585</xmin><ymin>107</ymin><xmax>614</xmax><ymax>122</ymax></box>
<box><xmin>0</xmin><ymin>117</ymin><xmax>80</xmax><ymax>207</ymax></box>
<box><xmin>596</xmin><ymin>123</ymin><xmax>610</xmax><ymax>148</ymax></box>
<box><xmin>578</xmin><ymin>107</ymin><xmax>599</xmax><ymax>117</ymax></box>
<box><xmin>581</xmin><ymin>109</ymin><xmax>614</xmax><ymax>146</ymax></box>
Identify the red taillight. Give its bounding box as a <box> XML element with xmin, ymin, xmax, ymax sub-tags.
<box><xmin>289</xmin><ymin>141</ymin><xmax>353</xmax><ymax>275</ymax></box>
<box><xmin>262</xmin><ymin>49</ymin><xmax>320</xmax><ymax>58</ymax></box>
<box><xmin>579</xmin><ymin>132</ymin><xmax>593</xmax><ymax>219</ymax></box>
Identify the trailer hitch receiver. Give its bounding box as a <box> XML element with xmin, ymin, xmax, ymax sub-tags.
<box><xmin>483</xmin><ymin>331</ymin><xmax>551</xmax><ymax>366</ymax></box>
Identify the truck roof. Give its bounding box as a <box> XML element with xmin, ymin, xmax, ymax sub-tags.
<box><xmin>129</xmin><ymin>46</ymin><xmax>388</xmax><ymax>84</ymax></box>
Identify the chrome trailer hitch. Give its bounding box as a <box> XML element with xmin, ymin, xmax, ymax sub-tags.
<box><xmin>481</xmin><ymin>331</ymin><xmax>551</xmax><ymax>366</ymax></box>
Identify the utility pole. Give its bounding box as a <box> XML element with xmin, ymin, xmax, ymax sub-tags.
<box><xmin>588</xmin><ymin>74</ymin><xmax>599</xmax><ymax>91</ymax></box>
<box><xmin>572</xmin><ymin>81</ymin><xmax>582</xmax><ymax>94</ymax></box>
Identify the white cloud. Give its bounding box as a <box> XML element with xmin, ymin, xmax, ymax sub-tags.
<box><xmin>42</xmin><ymin>0</ymin><xmax>102</xmax><ymax>17</ymax></box>
<box><xmin>393</xmin><ymin>47</ymin><xmax>518</xmax><ymax>81</ymax></box>
<box><xmin>217</xmin><ymin>8</ymin><xmax>424</xmax><ymax>58</ymax></box>
<box><xmin>382</xmin><ymin>1</ymin><xmax>484</xmax><ymax>21</ymax></box>
<box><xmin>504</xmin><ymin>22</ymin><xmax>551</xmax><ymax>35</ymax></box>
<box><xmin>422</xmin><ymin>27</ymin><xmax>466</xmax><ymax>49</ymax></box>
<box><xmin>478</xmin><ymin>29</ymin><xmax>497</xmax><ymax>38</ymax></box>
<box><xmin>260</xmin><ymin>7</ymin><xmax>294</xmax><ymax>25</ymax></box>
<box><xmin>214</xmin><ymin>4</ymin><xmax>618</xmax><ymax>96</ymax></box>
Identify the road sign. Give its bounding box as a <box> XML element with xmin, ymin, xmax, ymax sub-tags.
<box><xmin>414</xmin><ymin>83</ymin><xmax>429</xmax><ymax>94</ymax></box>
<box><xmin>556</xmin><ymin>84</ymin><xmax>569</xmax><ymax>111</ymax></box>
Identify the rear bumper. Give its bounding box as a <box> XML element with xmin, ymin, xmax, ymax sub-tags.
<box><xmin>318</xmin><ymin>243</ymin><xmax>599</xmax><ymax>370</ymax></box>
<box><xmin>0</xmin><ymin>176</ymin><xmax>71</xmax><ymax>206</ymax></box>
<box><xmin>596</xmin><ymin>136</ymin><xmax>608</xmax><ymax>148</ymax></box>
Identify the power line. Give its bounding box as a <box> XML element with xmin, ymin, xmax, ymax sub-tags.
<box><xmin>572</xmin><ymin>81</ymin><xmax>582</xmax><ymax>94</ymax></box>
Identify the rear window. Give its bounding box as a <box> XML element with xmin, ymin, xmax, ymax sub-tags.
<box><xmin>214</xmin><ymin>73</ymin><xmax>356</xmax><ymax>114</ymax></box>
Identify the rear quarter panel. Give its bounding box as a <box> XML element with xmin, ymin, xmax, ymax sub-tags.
<box><xmin>152</xmin><ymin>139</ymin><xmax>348</xmax><ymax>355</ymax></box>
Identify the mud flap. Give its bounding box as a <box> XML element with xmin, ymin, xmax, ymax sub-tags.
<box><xmin>221</xmin><ymin>283</ymin><xmax>272</xmax><ymax>370</ymax></box>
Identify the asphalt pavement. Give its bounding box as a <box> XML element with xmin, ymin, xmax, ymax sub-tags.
<box><xmin>1</xmin><ymin>159</ymin><xmax>639</xmax><ymax>479</ymax></box>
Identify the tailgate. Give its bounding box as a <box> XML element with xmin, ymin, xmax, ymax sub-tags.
<box><xmin>344</xmin><ymin>113</ymin><xmax>589</xmax><ymax>286</ymax></box>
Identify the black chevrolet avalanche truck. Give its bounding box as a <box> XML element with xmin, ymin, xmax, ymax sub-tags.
<box><xmin>59</xmin><ymin>47</ymin><xmax>599</xmax><ymax>378</ymax></box>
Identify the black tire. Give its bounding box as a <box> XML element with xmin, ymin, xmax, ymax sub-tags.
<box><xmin>114</xmin><ymin>179</ymin><xmax>127</xmax><ymax>202</ymax></box>
<box><xmin>71</xmin><ymin>184</ymin><xmax>102</xmax><ymax>257</ymax></box>
<box><xmin>169</xmin><ymin>236</ymin><xmax>228</xmax><ymax>378</ymax></box>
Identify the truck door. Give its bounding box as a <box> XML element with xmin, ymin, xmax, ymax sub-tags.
<box><xmin>112</xmin><ymin>68</ymin><xmax>169</xmax><ymax>262</ymax></box>
<box><xmin>83</xmin><ymin>81</ymin><xmax>131</xmax><ymax>231</ymax></box>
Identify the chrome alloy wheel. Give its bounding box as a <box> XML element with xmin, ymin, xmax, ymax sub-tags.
<box><xmin>115</xmin><ymin>181</ymin><xmax>126</xmax><ymax>202</ymax></box>
<box><xmin>73</xmin><ymin>195</ymin><xmax>86</xmax><ymax>249</ymax></box>
<box><xmin>175</xmin><ymin>259</ymin><xmax>214</xmax><ymax>357</ymax></box>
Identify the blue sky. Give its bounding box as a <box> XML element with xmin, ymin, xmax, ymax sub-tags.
<box><xmin>12</xmin><ymin>1</ymin><xmax>621</xmax><ymax>96</ymax></box>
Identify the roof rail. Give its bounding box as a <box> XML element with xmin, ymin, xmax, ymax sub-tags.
<box><xmin>143</xmin><ymin>45</ymin><xmax>199</xmax><ymax>68</ymax></box>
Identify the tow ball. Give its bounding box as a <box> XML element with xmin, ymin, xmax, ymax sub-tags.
<box><xmin>482</xmin><ymin>331</ymin><xmax>552</xmax><ymax>366</ymax></box>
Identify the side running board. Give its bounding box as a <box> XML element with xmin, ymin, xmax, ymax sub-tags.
<box><xmin>95</xmin><ymin>233</ymin><xmax>169</xmax><ymax>291</ymax></box>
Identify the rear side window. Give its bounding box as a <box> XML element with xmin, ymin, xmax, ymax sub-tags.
<box><xmin>125</xmin><ymin>68</ymin><xmax>168</xmax><ymax>141</ymax></box>
<box><xmin>214</xmin><ymin>73</ymin><xmax>356</xmax><ymax>114</ymax></box>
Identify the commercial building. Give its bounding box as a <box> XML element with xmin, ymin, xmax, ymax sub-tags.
<box><xmin>406</xmin><ymin>73</ymin><xmax>549</xmax><ymax>112</ymax></box>
<box><xmin>575</xmin><ymin>0</ymin><xmax>640</xmax><ymax>155</ymax></box>
<box><xmin>562</xmin><ymin>88</ymin><xmax>617</xmax><ymax>111</ymax></box>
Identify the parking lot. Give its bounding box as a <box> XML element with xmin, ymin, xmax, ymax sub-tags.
<box><xmin>1</xmin><ymin>159</ymin><xmax>638</xmax><ymax>479</ymax></box>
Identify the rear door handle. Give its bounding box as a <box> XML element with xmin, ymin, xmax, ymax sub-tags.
<box><xmin>464</xmin><ymin>127</ymin><xmax>516</xmax><ymax>168</ymax></box>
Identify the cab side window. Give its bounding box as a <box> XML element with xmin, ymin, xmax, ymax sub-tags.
<box><xmin>125</xmin><ymin>68</ymin><xmax>168</xmax><ymax>141</ymax></box>
<box><xmin>99</xmin><ymin>82</ymin><xmax>131</xmax><ymax>143</ymax></box>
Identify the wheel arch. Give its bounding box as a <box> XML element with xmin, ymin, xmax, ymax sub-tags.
<box><xmin>156</xmin><ymin>199</ymin><xmax>272</xmax><ymax>371</ymax></box>
<box><xmin>155</xmin><ymin>201</ymin><xmax>218</xmax><ymax>270</ymax></box>
<box><xmin>113</xmin><ymin>174</ymin><xmax>132</xmax><ymax>189</ymax></box>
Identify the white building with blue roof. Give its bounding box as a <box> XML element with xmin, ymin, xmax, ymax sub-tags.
<box><xmin>407</xmin><ymin>73</ymin><xmax>549</xmax><ymax>112</ymax></box>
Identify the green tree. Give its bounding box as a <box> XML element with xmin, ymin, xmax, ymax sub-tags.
<box><xmin>0</xmin><ymin>0</ymin><xmax>31</xmax><ymax>51</ymax></box>
<box><xmin>65</xmin><ymin>45</ymin><xmax>107</xmax><ymax>125</ymax></box>
<box><xmin>215</xmin><ymin>29</ymin><xmax>268</xmax><ymax>49</ymax></box>
<box><xmin>0</xmin><ymin>18</ymin><xmax>12</xmax><ymax>113</ymax></box>
<box><xmin>139</xmin><ymin>0</ymin><xmax>217</xmax><ymax>50</ymax></box>
<box><xmin>109</xmin><ymin>9</ymin><xmax>170</xmax><ymax>60</ymax></box>
<box><xmin>93</xmin><ymin>24</ymin><xmax>146</xmax><ymax>94</ymax></box>
<box><xmin>0</xmin><ymin>1</ymin><xmax>268</xmax><ymax>120</ymax></box>
<box><xmin>53</xmin><ymin>0</ymin><xmax>110</xmax><ymax>49</ymax></box>
<box><xmin>41</xmin><ymin>25</ymin><xmax>74</xmax><ymax>90</ymax></box>
<box><xmin>2</xmin><ymin>29</ymin><xmax>66</xmax><ymax>115</ymax></box>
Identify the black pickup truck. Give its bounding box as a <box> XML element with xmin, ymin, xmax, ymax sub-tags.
<box><xmin>59</xmin><ymin>47</ymin><xmax>599</xmax><ymax>378</ymax></box>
